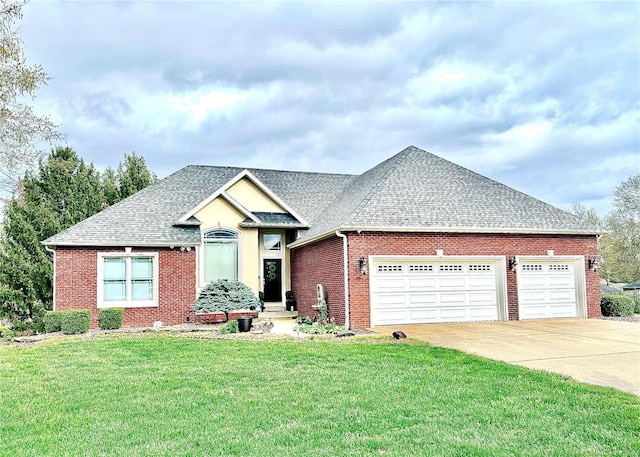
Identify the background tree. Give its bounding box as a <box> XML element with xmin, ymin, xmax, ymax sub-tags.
<box><xmin>0</xmin><ymin>0</ymin><xmax>62</xmax><ymax>195</ymax></box>
<box><xmin>0</xmin><ymin>147</ymin><xmax>157</xmax><ymax>329</ymax></box>
<box><xmin>570</xmin><ymin>173</ymin><xmax>640</xmax><ymax>284</ymax></box>
<box><xmin>602</xmin><ymin>174</ymin><xmax>640</xmax><ymax>284</ymax></box>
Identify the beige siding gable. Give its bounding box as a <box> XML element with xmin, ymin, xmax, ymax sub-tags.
<box><xmin>226</xmin><ymin>177</ymin><xmax>285</xmax><ymax>213</ymax></box>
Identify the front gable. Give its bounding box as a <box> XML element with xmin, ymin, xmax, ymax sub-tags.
<box><xmin>178</xmin><ymin>169</ymin><xmax>306</xmax><ymax>226</ymax></box>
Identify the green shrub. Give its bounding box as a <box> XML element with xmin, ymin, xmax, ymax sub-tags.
<box><xmin>192</xmin><ymin>279</ymin><xmax>260</xmax><ymax>316</ymax></box>
<box><xmin>60</xmin><ymin>309</ymin><xmax>92</xmax><ymax>334</ymax></box>
<box><xmin>43</xmin><ymin>310</ymin><xmax>65</xmax><ymax>333</ymax></box>
<box><xmin>631</xmin><ymin>296</ymin><xmax>640</xmax><ymax>314</ymax></box>
<box><xmin>219</xmin><ymin>320</ymin><xmax>238</xmax><ymax>334</ymax></box>
<box><xmin>98</xmin><ymin>308</ymin><xmax>124</xmax><ymax>330</ymax></box>
<box><xmin>600</xmin><ymin>295</ymin><xmax>635</xmax><ymax>317</ymax></box>
<box><xmin>0</xmin><ymin>326</ymin><xmax>15</xmax><ymax>341</ymax></box>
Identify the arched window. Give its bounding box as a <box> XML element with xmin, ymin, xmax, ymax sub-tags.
<box><xmin>203</xmin><ymin>229</ymin><xmax>239</xmax><ymax>283</ymax></box>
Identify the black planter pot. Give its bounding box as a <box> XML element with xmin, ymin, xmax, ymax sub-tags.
<box><xmin>237</xmin><ymin>316</ymin><xmax>253</xmax><ymax>333</ymax></box>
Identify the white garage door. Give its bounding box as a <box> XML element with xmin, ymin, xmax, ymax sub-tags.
<box><xmin>518</xmin><ymin>261</ymin><xmax>578</xmax><ymax>319</ymax></box>
<box><xmin>371</xmin><ymin>259</ymin><xmax>501</xmax><ymax>325</ymax></box>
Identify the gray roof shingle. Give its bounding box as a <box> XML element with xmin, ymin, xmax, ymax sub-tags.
<box><xmin>44</xmin><ymin>146</ymin><xmax>603</xmax><ymax>247</ymax></box>
<box><xmin>43</xmin><ymin>166</ymin><xmax>354</xmax><ymax>246</ymax></box>
<box><xmin>295</xmin><ymin>146</ymin><xmax>603</xmax><ymax>242</ymax></box>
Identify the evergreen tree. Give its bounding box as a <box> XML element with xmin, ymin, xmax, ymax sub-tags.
<box><xmin>115</xmin><ymin>152</ymin><xmax>157</xmax><ymax>201</ymax></box>
<box><xmin>0</xmin><ymin>147</ymin><xmax>103</xmax><ymax>327</ymax></box>
<box><xmin>0</xmin><ymin>147</ymin><xmax>157</xmax><ymax>329</ymax></box>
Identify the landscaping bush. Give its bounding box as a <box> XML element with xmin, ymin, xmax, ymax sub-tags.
<box><xmin>0</xmin><ymin>325</ymin><xmax>15</xmax><ymax>341</ymax></box>
<box><xmin>99</xmin><ymin>307</ymin><xmax>124</xmax><ymax>330</ymax></box>
<box><xmin>60</xmin><ymin>309</ymin><xmax>92</xmax><ymax>334</ymax></box>
<box><xmin>192</xmin><ymin>279</ymin><xmax>260</xmax><ymax>317</ymax></box>
<box><xmin>600</xmin><ymin>295</ymin><xmax>635</xmax><ymax>317</ymax></box>
<box><xmin>219</xmin><ymin>320</ymin><xmax>238</xmax><ymax>334</ymax></box>
<box><xmin>43</xmin><ymin>310</ymin><xmax>65</xmax><ymax>333</ymax></box>
<box><xmin>631</xmin><ymin>296</ymin><xmax>640</xmax><ymax>314</ymax></box>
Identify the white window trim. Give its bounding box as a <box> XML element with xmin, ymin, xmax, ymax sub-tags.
<box><xmin>199</xmin><ymin>226</ymin><xmax>243</xmax><ymax>288</ymax></box>
<box><xmin>97</xmin><ymin>252</ymin><xmax>159</xmax><ymax>308</ymax></box>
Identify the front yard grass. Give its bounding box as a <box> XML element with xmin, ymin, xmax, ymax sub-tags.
<box><xmin>1</xmin><ymin>334</ymin><xmax>638</xmax><ymax>456</ymax></box>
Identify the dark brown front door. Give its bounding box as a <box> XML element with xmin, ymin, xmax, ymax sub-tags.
<box><xmin>263</xmin><ymin>259</ymin><xmax>282</xmax><ymax>302</ymax></box>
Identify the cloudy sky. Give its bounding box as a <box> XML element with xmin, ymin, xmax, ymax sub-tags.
<box><xmin>21</xmin><ymin>1</ymin><xmax>639</xmax><ymax>216</ymax></box>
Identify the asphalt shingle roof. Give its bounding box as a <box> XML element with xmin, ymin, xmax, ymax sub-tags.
<box><xmin>44</xmin><ymin>146</ymin><xmax>603</xmax><ymax>247</ymax></box>
<box><xmin>296</xmin><ymin>146</ymin><xmax>604</xmax><ymax>242</ymax></box>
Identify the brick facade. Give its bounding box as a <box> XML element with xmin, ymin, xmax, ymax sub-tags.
<box><xmin>291</xmin><ymin>232</ymin><xmax>600</xmax><ymax>329</ymax></box>
<box><xmin>55</xmin><ymin>247</ymin><xmax>197</xmax><ymax>328</ymax></box>
<box><xmin>290</xmin><ymin>235</ymin><xmax>346</xmax><ymax>324</ymax></box>
<box><xmin>54</xmin><ymin>232</ymin><xmax>600</xmax><ymax>330</ymax></box>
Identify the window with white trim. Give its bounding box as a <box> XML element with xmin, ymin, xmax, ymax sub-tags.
<box><xmin>98</xmin><ymin>253</ymin><xmax>158</xmax><ymax>308</ymax></box>
<box><xmin>263</xmin><ymin>233</ymin><xmax>282</xmax><ymax>251</ymax></box>
<box><xmin>203</xmin><ymin>229</ymin><xmax>239</xmax><ymax>283</ymax></box>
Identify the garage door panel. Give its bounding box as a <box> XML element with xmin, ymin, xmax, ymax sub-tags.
<box><xmin>468</xmin><ymin>277</ymin><xmax>496</xmax><ymax>289</ymax></box>
<box><xmin>548</xmin><ymin>276</ymin><xmax>575</xmax><ymax>288</ymax></box>
<box><xmin>468</xmin><ymin>292</ymin><xmax>498</xmax><ymax>305</ymax></box>
<box><xmin>439</xmin><ymin>277</ymin><xmax>466</xmax><ymax>289</ymax></box>
<box><xmin>438</xmin><ymin>293</ymin><xmax>467</xmax><ymax>305</ymax></box>
<box><xmin>408</xmin><ymin>309</ymin><xmax>438</xmax><ymax>321</ymax></box>
<box><xmin>376</xmin><ymin>310</ymin><xmax>409</xmax><ymax>325</ymax></box>
<box><xmin>469</xmin><ymin>307</ymin><xmax>499</xmax><ymax>319</ymax></box>
<box><xmin>376</xmin><ymin>294</ymin><xmax>406</xmax><ymax>307</ymax></box>
<box><xmin>408</xmin><ymin>294</ymin><xmax>437</xmax><ymax>305</ymax></box>
<box><xmin>407</xmin><ymin>278</ymin><xmax>437</xmax><ymax>290</ymax></box>
<box><xmin>376</xmin><ymin>278</ymin><xmax>406</xmax><ymax>291</ymax></box>
<box><xmin>439</xmin><ymin>308</ymin><xmax>469</xmax><ymax>320</ymax></box>
<box><xmin>519</xmin><ymin>276</ymin><xmax>547</xmax><ymax>289</ymax></box>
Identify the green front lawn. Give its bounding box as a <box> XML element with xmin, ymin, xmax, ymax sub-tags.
<box><xmin>1</xmin><ymin>334</ymin><xmax>638</xmax><ymax>456</ymax></box>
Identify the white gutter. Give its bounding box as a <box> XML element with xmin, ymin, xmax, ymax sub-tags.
<box><xmin>335</xmin><ymin>231</ymin><xmax>350</xmax><ymax>330</ymax></box>
<box><xmin>289</xmin><ymin>225</ymin><xmax>606</xmax><ymax>249</ymax></box>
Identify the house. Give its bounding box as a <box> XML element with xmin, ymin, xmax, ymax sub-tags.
<box><xmin>43</xmin><ymin>146</ymin><xmax>603</xmax><ymax>329</ymax></box>
<box><xmin>622</xmin><ymin>280</ymin><xmax>640</xmax><ymax>299</ymax></box>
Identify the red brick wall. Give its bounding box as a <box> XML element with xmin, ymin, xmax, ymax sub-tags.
<box><xmin>55</xmin><ymin>247</ymin><xmax>197</xmax><ymax>328</ymax></box>
<box><xmin>290</xmin><ymin>235</ymin><xmax>345</xmax><ymax>324</ymax></box>
<box><xmin>292</xmin><ymin>232</ymin><xmax>600</xmax><ymax>329</ymax></box>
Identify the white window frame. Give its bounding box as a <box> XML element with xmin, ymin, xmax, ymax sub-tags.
<box><xmin>97</xmin><ymin>252</ymin><xmax>159</xmax><ymax>308</ymax></box>
<box><xmin>200</xmin><ymin>227</ymin><xmax>242</xmax><ymax>287</ymax></box>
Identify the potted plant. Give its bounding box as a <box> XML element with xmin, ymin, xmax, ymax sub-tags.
<box><xmin>192</xmin><ymin>279</ymin><xmax>261</xmax><ymax>328</ymax></box>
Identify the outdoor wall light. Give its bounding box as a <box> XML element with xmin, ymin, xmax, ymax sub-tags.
<box><xmin>359</xmin><ymin>256</ymin><xmax>368</xmax><ymax>276</ymax></box>
<box><xmin>588</xmin><ymin>256</ymin><xmax>599</xmax><ymax>271</ymax></box>
<box><xmin>508</xmin><ymin>256</ymin><xmax>518</xmax><ymax>271</ymax></box>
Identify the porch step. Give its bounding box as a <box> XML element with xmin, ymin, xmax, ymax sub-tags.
<box><xmin>258</xmin><ymin>310</ymin><xmax>298</xmax><ymax>319</ymax></box>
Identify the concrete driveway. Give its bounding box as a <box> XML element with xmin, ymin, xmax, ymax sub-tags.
<box><xmin>373</xmin><ymin>319</ymin><xmax>640</xmax><ymax>395</ymax></box>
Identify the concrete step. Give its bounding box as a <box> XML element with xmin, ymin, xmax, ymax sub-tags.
<box><xmin>258</xmin><ymin>310</ymin><xmax>298</xmax><ymax>319</ymax></box>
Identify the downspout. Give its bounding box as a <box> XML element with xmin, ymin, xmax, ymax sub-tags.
<box><xmin>44</xmin><ymin>245</ymin><xmax>56</xmax><ymax>311</ymax></box>
<box><xmin>335</xmin><ymin>231</ymin><xmax>350</xmax><ymax>330</ymax></box>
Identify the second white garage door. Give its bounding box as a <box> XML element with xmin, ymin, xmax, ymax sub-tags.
<box><xmin>370</xmin><ymin>258</ymin><xmax>505</xmax><ymax>325</ymax></box>
<box><xmin>518</xmin><ymin>260</ymin><xmax>579</xmax><ymax>319</ymax></box>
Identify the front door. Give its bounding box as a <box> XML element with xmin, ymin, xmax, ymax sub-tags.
<box><xmin>263</xmin><ymin>259</ymin><xmax>282</xmax><ymax>302</ymax></box>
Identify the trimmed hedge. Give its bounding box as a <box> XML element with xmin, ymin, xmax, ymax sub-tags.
<box><xmin>43</xmin><ymin>311</ymin><xmax>65</xmax><ymax>333</ymax></box>
<box><xmin>99</xmin><ymin>307</ymin><xmax>124</xmax><ymax>330</ymax></box>
<box><xmin>60</xmin><ymin>309</ymin><xmax>92</xmax><ymax>335</ymax></box>
<box><xmin>600</xmin><ymin>295</ymin><xmax>635</xmax><ymax>317</ymax></box>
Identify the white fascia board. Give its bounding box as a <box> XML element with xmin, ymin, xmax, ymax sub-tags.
<box><xmin>220</xmin><ymin>191</ymin><xmax>260</xmax><ymax>222</ymax></box>
<box><xmin>287</xmin><ymin>225</ymin><xmax>603</xmax><ymax>249</ymax></box>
